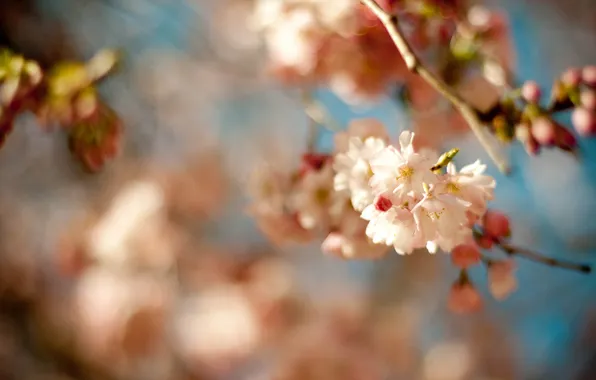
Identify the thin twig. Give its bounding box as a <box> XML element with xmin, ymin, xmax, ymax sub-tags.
<box><xmin>496</xmin><ymin>241</ymin><xmax>592</xmax><ymax>274</ymax></box>
<box><xmin>360</xmin><ymin>0</ymin><xmax>510</xmax><ymax>174</ymax></box>
<box><xmin>302</xmin><ymin>91</ymin><xmax>320</xmax><ymax>152</ymax></box>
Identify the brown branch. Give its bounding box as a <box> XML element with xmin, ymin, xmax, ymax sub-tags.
<box><xmin>360</xmin><ymin>0</ymin><xmax>510</xmax><ymax>174</ymax></box>
<box><xmin>497</xmin><ymin>241</ymin><xmax>591</xmax><ymax>274</ymax></box>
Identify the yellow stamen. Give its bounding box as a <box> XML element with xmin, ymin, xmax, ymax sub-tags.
<box><xmin>446</xmin><ymin>182</ymin><xmax>460</xmax><ymax>194</ymax></box>
<box><xmin>397</xmin><ymin>166</ymin><xmax>414</xmax><ymax>181</ymax></box>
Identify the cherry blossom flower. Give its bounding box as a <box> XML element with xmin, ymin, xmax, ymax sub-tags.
<box><xmin>412</xmin><ymin>187</ymin><xmax>472</xmax><ymax>253</ymax></box>
<box><xmin>74</xmin><ymin>268</ymin><xmax>171</xmax><ymax>366</ymax></box>
<box><xmin>261</xmin><ymin>6</ymin><xmax>323</xmax><ymax>77</ymax></box>
<box><xmin>252</xmin><ymin>0</ymin><xmax>407</xmax><ymax>103</ymax></box>
<box><xmin>291</xmin><ymin>161</ymin><xmax>346</xmax><ymax>231</ymax></box>
<box><xmin>322</xmin><ymin>208</ymin><xmax>389</xmax><ymax>259</ymax></box>
<box><xmin>442</xmin><ymin>160</ymin><xmax>496</xmax><ymax>218</ymax></box>
<box><xmin>369</xmin><ymin>131</ymin><xmax>436</xmax><ymax>198</ymax></box>
<box><xmin>175</xmin><ymin>286</ymin><xmax>262</xmax><ymax>375</ymax></box>
<box><xmin>361</xmin><ymin>194</ymin><xmax>420</xmax><ymax>254</ymax></box>
<box><xmin>333</xmin><ymin>136</ymin><xmax>386</xmax><ymax>211</ymax></box>
<box><xmin>488</xmin><ymin>259</ymin><xmax>517</xmax><ymax>300</ymax></box>
<box><xmin>448</xmin><ymin>281</ymin><xmax>483</xmax><ymax>314</ymax></box>
<box><xmin>248</xmin><ymin>162</ymin><xmax>292</xmax><ymax>216</ymax></box>
<box><xmin>451</xmin><ymin>243</ymin><xmax>482</xmax><ymax>269</ymax></box>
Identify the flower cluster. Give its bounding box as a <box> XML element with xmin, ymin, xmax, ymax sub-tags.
<box><xmin>334</xmin><ymin>125</ymin><xmax>496</xmax><ymax>255</ymax></box>
<box><xmin>250</xmin><ymin>0</ymin><xmax>408</xmax><ymax>104</ymax></box>
<box><xmin>0</xmin><ymin>47</ymin><xmax>122</xmax><ymax>171</ymax></box>
<box><xmin>248</xmin><ymin>139</ymin><xmax>389</xmax><ymax>259</ymax></box>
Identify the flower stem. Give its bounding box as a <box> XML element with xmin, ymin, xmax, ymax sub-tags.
<box><xmin>496</xmin><ymin>241</ymin><xmax>591</xmax><ymax>274</ymax></box>
<box><xmin>360</xmin><ymin>0</ymin><xmax>510</xmax><ymax>174</ymax></box>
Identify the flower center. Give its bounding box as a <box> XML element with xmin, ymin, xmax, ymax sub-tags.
<box><xmin>374</xmin><ymin>196</ymin><xmax>392</xmax><ymax>212</ymax></box>
<box><xmin>427</xmin><ymin>208</ymin><xmax>446</xmax><ymax>221</ymax></box>
<box><xmin>446</xmin><ymin>182</ymin><xmax>460</xmax><ymax>193</ymax></box>
<box><xmin>366</xmin><ymin>163</ymin><xmax>374</xmax><ymax>178</ymax></box>
<box><xmin>397</xmin><ymin>166</ymin><xmax>414</xmax><ymax>181</ymax></box>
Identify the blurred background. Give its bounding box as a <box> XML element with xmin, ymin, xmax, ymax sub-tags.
<box><xmin>0</xmin><ymin>0</ymin><xmax>595</xmax><ymax>379</ymax></box>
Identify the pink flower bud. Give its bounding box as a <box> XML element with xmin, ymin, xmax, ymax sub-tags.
<box><xmin>521</xmin><ymin>80</ymin><xmax>541</xmax><ymax>103</ymax></box>
<box><xmin>580</xmin><ymin>90</ymin><xmax>596</xmax><ymax>110</ymax></box>
<box><xmin>448</xmin><ymin>282</ymin><xmax>483</xmax><ymax>314</ymax></box>
<box><xmin>476</xmin><ymin>234</ymin><xmax>494</xmax><ymax>249</ymax></box>
<box><xmin>488</xmin><ymin>259</ymin><xmax>517</xmax><ymax>300</ymax></box>
<box><xmin>374</xmin><ymin>195</ymin><xmax>392</xmax><ymax>212</ymax></box>
<box><xmin>572</xmin><ymin>107</ymin><xmax>596</xmax><ymax>136</ymax></box>
<box><xmin>582</xmin><ymin>65</ymin><xmax>596</xmax><ymax>87</ymax></box>
<box><xmin>531</xmin><ymin>117</ymin><xmax>556</xmax><ymax>145</ymax></box>
<box><xmin>562</xmin><ymin>67</ymin><xmax>582</xmax><ymax>87</ymax></box>
<box><xmin>482</xmin><ymin>209</ymin><xmax>511</xmax><ymax>239</ymax></box>
<box><xmin>451</xmin><ymin>244</ymin><xmax>481</xmax><ymax>269</ymax></box>
<box><xmin>554</xmin><ymin>126</ymin><xmax>578</xmax><ymax>151</ymax></box>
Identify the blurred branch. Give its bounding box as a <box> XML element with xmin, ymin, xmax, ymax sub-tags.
<box><xmin>360</xmin><ymin>0</ymin><xmax>510</xmax><ymax>174</ymax></box>
<box><xmin>496</xmin><ymin>240</ymin><xmax>592</xmax><ymax>274</ymax></box>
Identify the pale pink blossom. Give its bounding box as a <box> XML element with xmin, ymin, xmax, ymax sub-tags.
<box><xmin>448</xmin><ymin>282</ymin><xmax>483</xmax><ymax>314</ymax></box>
<box><xmin>333</xmin><ymin>136</ymin><xmax>386</xmax><ymax>211</ymax></box>
<box><xmin>442</xmin><ymin>160</ymin><xmax>496</xmax><ymax>218</ymax></box>
<box><xmin>263</xmin><ymin>7</ymin><xmax>323</xmax><ymax>77</ymax></box>
<box><xmin>291</xmin><ymin>162</ymin><xmax>346</xmax><ymax>231</ymax></box>
<box><xmin>74</xmin><ymin>268</ymin><xmax>171</xmax><ymax>365</ymax></box>
<box><xmin>488</xmin><ymin>259</ymin><xmax>517</xmax><ymax>300</ymax></box>
<box><xmin>247</xmin><ymin>162</ymin><xmax>291</xmax><ymax>216</ymax></box>
<box><xmin>361</xmin><ymin>195</ymin><xmax>420</xmax><ymax>254</ymax></box>
<box><xmin>412</xmin><ymin>189</ymin><xmax>472</xmax><ymax>253</ymax></box>
<box><xmin>369</xmin><ymin>131</ymin><xmax>436</xmax><ymax>198</ymax></box>
<box><xmin>451</xmin><ymin>243</ymin><xmax>482</xmax><ymax>269</ymax></box>
<box><xmin>175</xmin><ymin>286</ymin><xmax>261</xmax><ymax>374</ymax></box>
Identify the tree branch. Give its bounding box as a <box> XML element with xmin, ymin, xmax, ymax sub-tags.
<box><xmin>497</xmin><ymin>241</ymin><xmax>592</xmax><ymax>274</ymax></box>
<box><xmin>360</xmin><ymin>0</ymin><xmax>510</xmax><ymax>174</ymax></box>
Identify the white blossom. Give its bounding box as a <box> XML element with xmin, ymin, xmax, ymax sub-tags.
<box><xmin>291</xmin><ymin>162</ymin><xmax>346</xmax><ymax>230</ymax></box>
<box><xmin>369</xmin><ymin>131</ymin><xmax>436</xmax><ymax>198</ymax></box>
<box><xmin>361</xmin><ymin>195</ymin><xmax>420</xmax><ymax>255</ymax></box>
<box><xmin>334</xmin><ymin>136</ymin><xmax>386</xmax><ymax>212</ymax></box>
<box><xmin>412</xmin><ymin>187</ymin><xmax>472</xmax><ymax>253</ymax></box>
<box><xmin>330</xmin><ymin>128</ymin><xmax>497</xmax><ymax>256</ymax></box>
<box><xmin>263</xmin><ymin>7</ymin><xmax>322</xmax><ymax>74</ymax></box>
<box><xmin>441</xmin><ymin>160</ymin><xmax>496</xmax><ymax>217</ymax></box>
